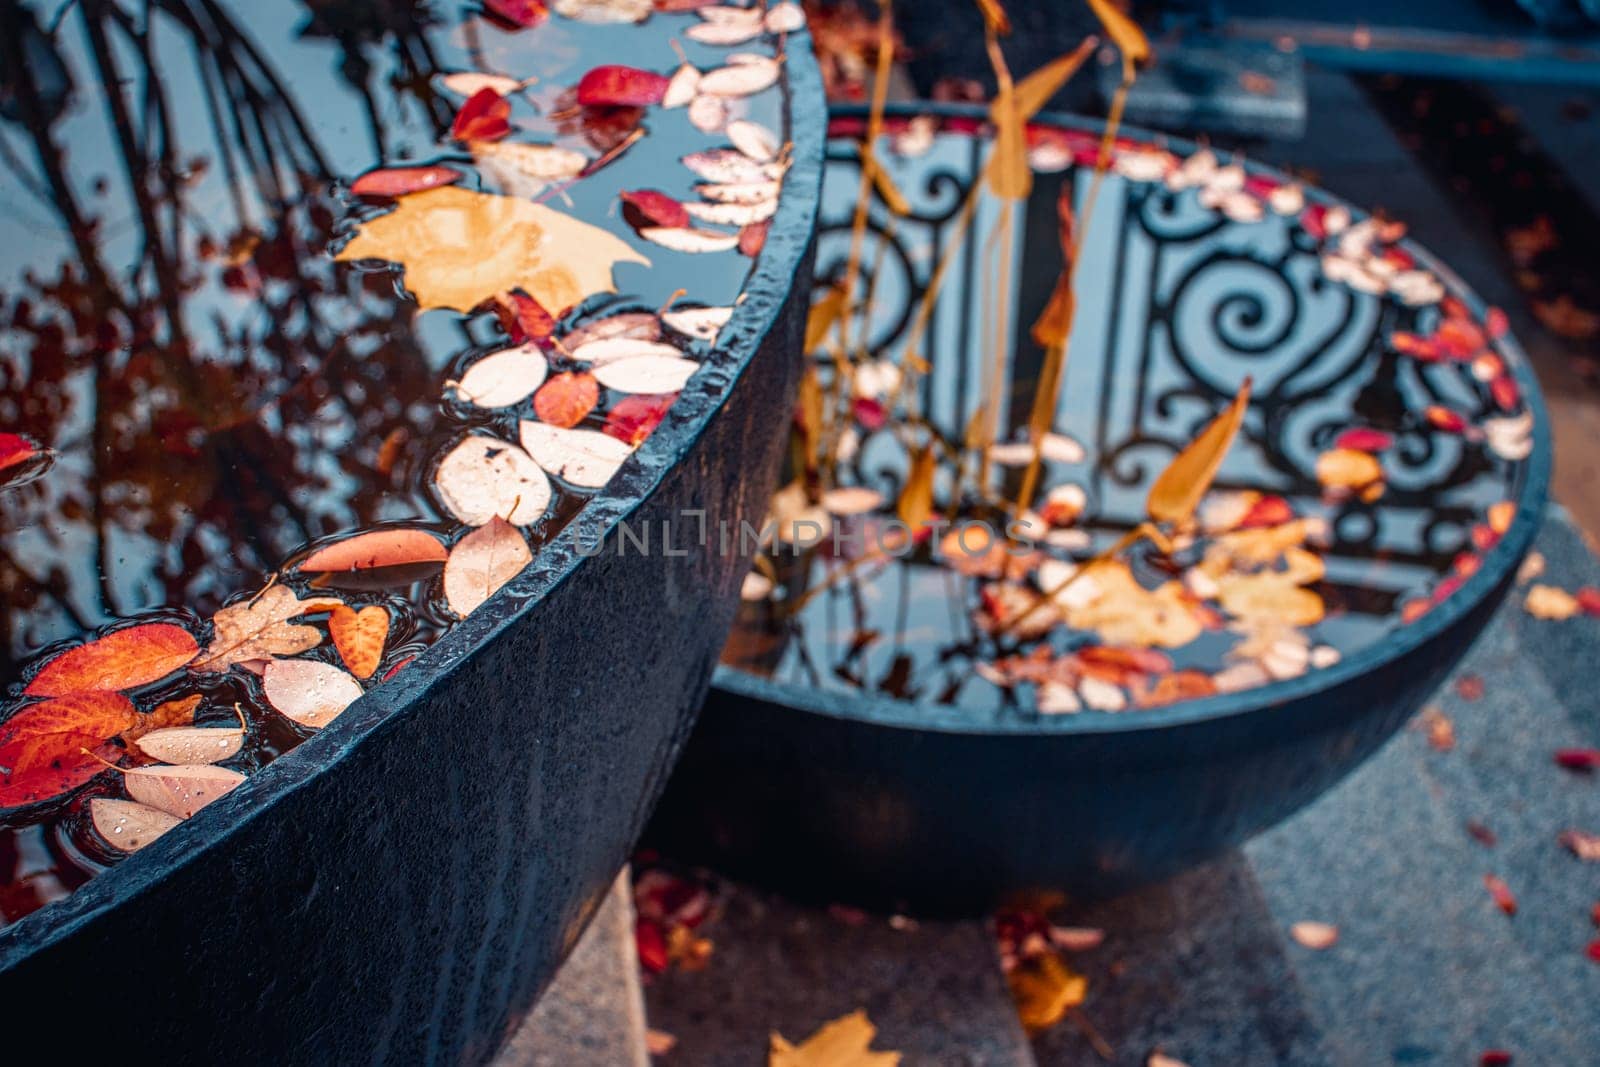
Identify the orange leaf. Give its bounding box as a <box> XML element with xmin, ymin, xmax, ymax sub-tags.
<box><xmin>1086</xmin><ymin>0</ymin><xmax>1150</xmax><ymax>81</ymax></box>
<box><xmin>24</xmin><ymin>623</ymin><xmax>198</xmax><ymax>696</ymax></box>
<box><xmin>0</xmin><ymin>693</ymin><xmax>138</xmax><ymax>806</ymax></box>
<box><xmin>604</xmin><ymin>393</ymin><xmax>677</xmax><ymax>446</ymax></box>
<box><xmin>770</xmin><ymin>1010</ymin><xmax>901</xmax><ymax>1066</ymax></box>
<box><xmin>534</xmin><ymin>372</ymin><xmax>601</xmax><ymax>428</ymax></box>
<box><xmin>896</xmin><ymin>444</ymin><xmax>937</xmax><ymax>530</ymax></box>
<box><xmin>1005</xmin><ymin>39</ymin><xmax>1098</xmax><ymax>123</ymax></box>
<box><xmin>973</xmin><ymin>0</ymin><xmax>1011</xmax><ymax>35</ymax></box>
<box><xmin>984</xmin><ymin>86</ymin><xmax>1031</xmax><ymax>200</ymax></box>
<box><xmin>123</xmin><ymin>694</ymin><xmax>203</xmax><ymax>743</ymax></box>
<box><xmin>298</xmin><ymin>528</ymin><xmax>448</xmax><ymax>573</ymax></box>
<box><xmin>350</xmin><ymin>165</ymin><xmax>463</xmax><ymax>198</ymax></box>
<box><xmin>1146</xmin><ymin>378</ymin><xmax>1251</xmax><ymax>527</ymax></box>
<box><xmin>329</xmin><ymin>605</ymin><xmax>390</xmax><ymax>680</ymax></box>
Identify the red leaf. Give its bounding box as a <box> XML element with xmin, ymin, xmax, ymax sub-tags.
<box><xmin>534</xmin><ymin>372</ymin><xmax>601</xmax><ymax>428</ymax></box>
<box><xmin>636</xmin><ymin>918</ymin><xmax>670</xmax><ymax>974</ymax></box>
<box><xmin>1484</xmin><ymin>873</ymin><xmax>1517</xmax><ymax>916</ymax></box>
<box><xmin>1575</xmin><ymin>586</ymin><xmax>1600</xmax><ymax>616</ymax></box>
<box><xmin>605</xmin><ymin>394</ymin><xmax>677</xmax><ymax>446</ymax></box>
<box><xmin>484</xmin><ymin>0</ymin><xmax>549</xmax><ymax>28</ymax></box>
<box><xmin>381</xmin><ymin>656</ymin><xmax>416</xmax><ymax>682</ymax></box>
<box><xmin>739</xmin><ymin>218</ymin><xmax>771</xmax><ymax>257</ymax></box>
<box><xmin>1490</xmin><ymin>375</ymin><xmax>1519</xmax><ymax>412</ymax></box>
<box><xmin>1333</xmin><ymin>427</ymin><xmax>1394</xmax><ymax>453</ymax></box>
<box><xmin>1237</xmin><ymin>494</ymin><xmax>1294</xmax><ymax>529</ymax></box>
<box><xmin>620</xmin><ymin>189</ymin><xmax>691</xmax><ymax>229</ymax></box>
<box><xmin>1480</xmin><ymin>1052</ymin><xmax>1513</xmax><ymax>1067</ymax></box>
<box><xmin>497</xmin><ymin>291</ymin><xmax>557</xmax><ymax>341</ymax></box>
<box><xmin>24</xmin><ymin>623</ymin><xmax>198</xmax><ymax>696</ymax></box>
<box><xmin>298</xmin><ymin>528</ymin><xmax>448</xmax><ymax>572</ymax></box>
<box><xmin>0</xmin><ymin>694</ymin><xmax>137</xmax><ymax>807</ymax></box>
<box><xmin>1587</xmin><ymin>939</ymin><xmax>1600</xmax><ymax>964</ymax></box>
<box><xmin>852</xmin><ymin>397</ymin><xmax>887</xmax><ymax>431</ymax></box>
<box><xmin>577</xmin><ymin>65</ymin><xmax>669</xmax><ymax>107</ymax></box>
<box><xmin>1424</xmin><ymin>405</ymin><xmax>1467</xmax><ymax>434</ymax></box>
<box><xmin>1554</xmin><ymin>748</ymin><xmax>1600</xmax><ymax>773</ymax></box>
<box><xmin>451</xmin><ymin>88</ymin><xmax>512</xmax><ymax>142</ymax></box>
<box><xmin>350</xmin><ymin>165</ymin><xmax>463</xmax><ymax>198</ymax></box>
<box><xmin>1300</xmin><ymin>203</ymin><xmax>1328</xmax><ymax>241</ymax></box>
<box><xmin>1485</xmin><ymin>306</ymin><xmax>1509</xmax><ymax>339</ymax></box>
<box><xmin>0</xmin><ymin>432</ymin><xmax>38</xmax><ymax>473</ymax></box>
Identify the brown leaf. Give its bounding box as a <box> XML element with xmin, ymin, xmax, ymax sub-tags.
<box><xmin>1146</xmin><ymin>378</ymin><xmax>1251</xmax><ymax>527</ymax></box>
<box><xmin>24</xmin><ymin>622</ymin><xmax>198</xmax><ymax>696</ymax></box>
<box><xmin>90</xmin><ymin>798</ymin><xmax>183</xmax><ymax>852</ymax></box>
<box><xmin>769</xmin><ymin>1010</ymin><xmax>901</xmax><ymax>1067</ymax></box>
<box><xmin>298</xmin><ymin>528</ymin><xmax>448</xmax><ymax>573</ymax></box>
<box><xmin>1006</xmin><ymin>951</ymin><xmax>1088</xmax><ymax>1033</ymax></box>
<box><xmin>443</xmin><ymin>517</ymin><xmax>533</xmax><ymax>618</ymax></box>
<box><xmin>806</xmin><ymin>284</ymin><xmax>850</xmax><ymax>352</ymax></box>
<box><xmin>191</xmin><ymin>586</ymin><xmax>343</xmax><ymax>673</ymax></box>
<box><xmin>262</xmin><ymin>659</ymin><xmax>364</xmax><ymax>730</ymax></box>
<box><xmin>896</xmin><ymin>444</ymin><xmax>937</xmax><ymax>530</ymax></box>
<box><xmin>121</xmin><ymin>763</ymin><xmax>245</xmax><ymax>819</ymax></box>
<box><xmin>329</xmin><ymin>605</ymin><xmax>390</xmax><ymax>680</ymax></box>
<box><xmin>122</xmin><ymin>694</ymin><xmax>203</xmax><ymax>742</ymax></box>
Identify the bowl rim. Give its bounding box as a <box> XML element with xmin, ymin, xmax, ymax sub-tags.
<box><xmin>713</xmin><ymin>99</ymin><xmax>1551</xmax><ymax>739</ymax></box>
<box><xmin>0</xmin><ymin>32</ymin><xmax>827</xmax><ymax>960</ymax></box>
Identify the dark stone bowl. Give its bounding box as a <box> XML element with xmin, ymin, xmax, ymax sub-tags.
<box><xmin>0</xmin><ymin>46</ymin><xmax>824</xmax><ymax>1067</ymax></box>
<box><xmin>646</xmin><ymin>106</ymin><xmax>1551</xmax><ymax>918</ymax></box>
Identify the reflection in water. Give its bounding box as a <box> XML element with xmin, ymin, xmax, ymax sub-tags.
<box><xmin>725</xmin><ymin>125</ymin><xmax>1528</xmax><ymax>717</ymax></box>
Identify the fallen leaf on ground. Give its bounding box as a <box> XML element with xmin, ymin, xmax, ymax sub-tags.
<box><xmin>192</xmin><ymin>586</ymin><xmax>343</xmax><ymax>672</ymax></box>
<box><xmin>770</xmin><ymin>1010</ymin><xmax>901</xmax><ymax>1067</ymax></box>
<box><xmin>24</xmin><ymin>623</ymin><xmax>198</xmax><ymax>696</ymax></box>
<box><xmin>329</xmin><ymin>605</ymin><xmax>390</xmax><ymax>679</ymax></box>
<box><xmin>262</xmin><ymin>659</ymin><xmax>364</xmax><ymax>729</ymax></box>
<box><xmin>1558</xmin><ymin>829</ymin><xmax>1600</xmax><ymax>861</ymax></box>
<box><xmin>1484</xmin><ymin>873</ymin><xmax>1517</xmax><ymax>916</ymax></box>
<box><xmin>1007</xmin><ymin>951</ymin><xmax>1089</xmax><ymax>1033</ymax></box>
<box><xmin>444</xmin><ymin>517</ymin><xmax>533</xmax><ymax>618</ymax></box>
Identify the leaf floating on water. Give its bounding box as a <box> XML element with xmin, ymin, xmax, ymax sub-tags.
<box><xmin>134</xmin><ymin>721</ymin><xmax>245</xmax><ymax>766</ymax></box>
<box><xmin>576</xmin><ymin>64</ymin><xmax>670</xmax><ymax>106</ymax></box>
<box><xmin>263</xmin><ymin>659</ymin><xmax>364</xmax><ymax>730</ymax></box>
<box><xmin>562</xmin><ymin>311</ymin><xmax>661</xmax><ymax>349</ymax></box>
<box><xmin>484</xmin><ymin>0</ymin><xmax>550</xmax><ymax>28</ymax></box>
<box><xmin>192</xmin><ymin>586</ymin><xmax>344</xmax><ymax>673</ymax></box>
<box><xmin>604</xmin><ymin>393</ymin><xmax>677</xmax><ymax>445</ymax></box>
<box><xmin>473</xmin><ymin>140</ymin><xmax>588</xmax><ymax>198</ymax></box>
<box><xmin>520</xmin><ymin>421</ymin><xmax>635</xmax><ymax>488</ymax></box>
<box><xmin>553</xmin><ymin>0</ymin><xmax>653</xmax><ymax>23</ymax></box>
<box><xmin>699</xmin><ymin>58</ymin><xmax>781</xmax><ymax>98</ymax></box>
<box><xmin>765</xmin><ymin>2</ymin><xmax>806</xmax><ymax>33</ymax></box>
<box><xmin>534</xmin><ymin>371</ymin><xmax>601</xmax><ymax>427</ymax></box>
<box><xmin>0</xmin><ymin>693</ymin><xmax>138</xmax><ymax>801</ymax></box>
<box><xmin>444</xmin><ymin>518</ymin><xmax>534</xmax><ymax>618</ymax></box>
<box><xmin>688</xmin><ymin>94</ymin><xmax>730</xmax><ymax>133</ymax></box>
<box><xmin>434</xmin><ymin>434</ymin><xmax>552</xmax><ymax>527</ymax></box>
<box><xmin>822</xmin><ymin>486</ymin><xmax>884</xmax><ymax>516</ymax></box>
<box><xmin>739</xmin><ymin>218</ymin><xmax>771</xmax><ymax>256</ymax></box>
<box><xmin>685</xmin><ymin>198</ymin><xmax>777</xmax><ymax>227</ymax></box>
<box><xmin>24</xmin><ymin>623</ymin><xmax>198</xmax><ymax>696</ymax></box>
<box><xmin>350</xmin><ymin>165</ymin><xmax>464</xmax><ymax>198</ymax></box>
<box><xmin>123</xmin><ymin>693</ymin><xmax>202</xmax><ymax>742</ymax></box>
<box><xmin>1146</xmin><ymin>378</ymin><xmax>1251</xmax><ymax>527</ymax></box>
<box><xmin>90</xmin><ymin>798</ymin><xmax>183</xmax><ymax>852</ymax></box>
<box><xmin>621</xmin><ymin>189</ymin><xmax>692</xmax><ymax>229</ymax></box>
<box><xmin>682</xmin><ymin>148</ymin><xmax>781</xmax><ymax>184</ymax></box>
<box><xmin>1289</xmin><ymin>921</ymin><xmax>1339</xmax><ymax>950</ymax></box>
<box><xmin>638</xmin><ymin>227</ymin><xmax>741</xmax><ymax>254</ymax></box>
<box><xmin>685</xmin><ymin>19</ymin><xmax>762</xmax><ymax>46</ymax></box>
<box><xmin>335</xmin><ymin>186</ymin><xmax>649</xmax><ymax>315</ymax></box>
<box><xmin>728</xmin><ymin>119</ymin><xmax>780</xmax><ymax>162</ymax></box>
<box><xmin>662</xmin><ymin>63</ymin><xmax>701</xmax><ymax>108</ymax></box>
<box><xmin>451</xmin><ymin>87</ymin><xmax>512</xmax><ymax>142</ymax></box>
<box><xmin>121</xmin><ymin>763</ymin><xmax>246</xmax><ymax>819</ymax></box>
<box><xmin>298</xmin><ymin>528</ymin><xmax>448</xmax><ymax>574</ymax></box>
<box><xmin>593</xmin><ymin>353</ymin><xmax>699</xmax><ymax>393</ymax></box>
<box><xmin>571</xmin><ymin>337</ymin><xmax>683</xmax><ymax>366</ymax></box>
<box><xmin>769</xmin><ymin>1010</ymin><xmax>901</xmax><ymax>1067</ymax></box>
<box><xmin>662</xmin><ymin>305</ymin><xmax>733</xmax><ymax>341</ymax></box>
<box><xmin>438</xmin><ymin>71</ymin><xmax>527</xmax><ymax>98</ymax></box>
<box><xmin>329</xmin><ymin>605</ymin><xmax>390</xmax><ymax>680</ymax></box>
<box><xmin>697</xmin><ymin>179</ymin><xmax>782</xmax><ymax>204</ymax></box>
<box><xmin>452</xmin><ymin>343</ymin><xmax>549</xmax><ymax>408</ymax></box>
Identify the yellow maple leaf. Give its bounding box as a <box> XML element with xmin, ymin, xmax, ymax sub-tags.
<box><xmin>770</xmin><ymin>1011</ymin><xmax>901</xmax><ymax>1067</ymax></box>
<box><xmin>334</xmin><ymin>186</ymin><xmax>649</xmax><ymax>313</ymax></box>
<box><xmin>1007</xmin><ymin>951</ymin><xmax>1088</xmax><ymax>1033</ymax></box>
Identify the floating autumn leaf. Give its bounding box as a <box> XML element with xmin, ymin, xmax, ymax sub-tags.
<box><xmin>134</xmin><ymin>703</ymin><xmax>245</xmax><ymax>766</ymax></box>
<box><xmin>334</xmin><ymin>186</ymin><xmax>648</xmax><ymax>315</ymax></box>
<box><xmin>1007</xmin><ymin>951</ymin><xmax>1088</xmax><ymax>1034</ymax></box>
<box><xmin>683</xmin><ymin>148</ymin><xmax>781</xmax><ymax>183</ymax></box>
<box><xmin>1063</xmin><ymin>560</ymin><xmax>1204</xmax><ymax>648</ymax></box>
<box><xmin>298</xmin><ymin>528</ymin><xmax>448</xmax><ymax>574</ymax></box>
<box><xmin>451</xmin><ymin>88</ymin><xmax>512</xmax><ymax>142</ymax></box>
<box><xmin>639</xmin><ymin>227</ymin><xmax>742</xmax><ymax>254</ymax></box>
<box><xmin>822</xmin><ymin>486</ymin><xmax>884</xmax><ymax>516</ymax></box>
<box><xmin>451</xmin><ymin>343</ymin><xmax>549</xmax><ymax>408</ymax></box>
<box><xmin>685</xmin><ymin>9</ymin><xmax>762</xmax><ymax>46</ymax></box>
<box><xmin>444</xmin><ymin>518</ymin><xmax>533</xmax><ymax>617</ymax></box>
<box><xmin>0</xmin><ymin>693</ymin><xmax>139</xmax><ymax>807</ymax></box>
<box><xmin>521</xmin><ymin>421</ymin><xmax>635</xmax><ymax>488</ymax></box>
<box><xmin>700</xmin><ymin>58</ymin><xmax>781</xmax><ymax>98</ymax></box>
<box><xmin>434</xmin><ymin>434</ymin><xmax>552</xmax><ymax>526</ymax></box>
<box><xmin>350</xmin><ymin>165</ymin><xmax>463</xmax><ymax>198</ymax></box>
<box><xmin>1290</xmin><ymin>921</ymin><xmax>1339</xmax><ymax>950</ymax></box>
<box><xmin>806</xmin><ymin>284</ymin><xmax>849</xmax><ymax>351</ymax></box>
<box><xmin>621</xmin><ymin>189</ymin><xmax>692</xmax><ymax>229</ymax></box>
<box><xmin>1483</xmin><ymin>873</ymin><xmax>1517</xmax><ymax>916</ymax></box>
<box><xmin>484</xmin><ymin>0</ymin><xmax>549</xmax><ymax>28</ymax></box>
<box><xmin>663</xmin><ymin>63</ymin><xmax>700</xmax><ymax>107</ymax></box>
<box><xmin>472</xmin><ymin>140</ymin><xmax>588</xmax><ymax>199</ymax></box>
<box><xmin>605</xmin><ymin>393</ymin><xmax>677</xmax><ymax>445</ymax></box>
<box><xmin>554</xmin><ymin>0</ymin><xmax>653</xmax><ymax>23</ymax></box>
<box><xmin>105</xmin><ymin>760</ymin><xmax>246</xmax><ymax>819</ymax></box>
<box><xmin>685</xmin><ymin>198</ymin><xmax>777</xmax><ymax>227</ymax></box>
<box><xmin>698</xmin><ymin>178</ymin><xmax>781</xmax><ymax>203</ymax></box>
<box><xmin>689</xmin><ymin>94</ymin><xmax>730</xmax><ymax>133</ymax></box>
<box><xmin>765</xmin><ymin>2</ymin><xmax>806</xmax><ymax>32</ymax></box>
<box><xmin>577</xmin><ymin>64</ymin><xmax>669</xmax><ymax>106</ymax></box>
<box><xmin>123</xmin><ymin>693</ymin><xmax>202</xmax><ymax>743</ymax></box>
<box><xmin>438</xmin><ymin>71</ymin><xmax>527</xmax><ymax>98</ymax></box>
<box><xmin>593</xmin><ymin>352</ymin><xmax>699</xmax><ymax>393</ymax></box>
<box><xmin>662</xmin><ymin>305</ymin><xmax>733</xmax><ymax>341</ymax></box>
<box><xmin>534</xmin><ymin>372</ymin><xmax>600</xmax><ymax>427</ymax></box>
<box><xmin>740</xmin><ymin>218</ymin><xmax>771</xmax><ymax>256</ymax></box>
<box><xmin>769</xmin><ymin>1010</ymin><xmax>901</xmax><ymax>1067</ymax></box>
<box><xmin>498</xmin><ymin>291</ymin><xmax>558</xmax><ymax>343</ymax></box>
<box><xmin>25</xmin><ymin>622</ymin><xmax>199</xmax><ymax>696</ymax></box>
<box><xmin>262</xmin><ymin>659</ymin><xmax>364</xmax><ymax>730</ymax></box>
<box><xmin>329</xmin><ymin>605</ymin><xmax>390</xmax><ymax>680</ymax></box>
<box><xmin>728</xmin><ymin>120</ymin><xmax>780</xmax><ymax>162</ymax></box>
<box><xmin>1524</xmin><ymin>584</ymin><xmax>1580</xmax><ymax>620</ymax></box>
<box><xmin>1147</xmin><ymin>378</ymin><xmax>1251</xmax><ymax>527</ymax></box>
<box><xmin>563</xmin><ymin>311</ymin><xmax>661</xmax><ymax>349</ymax></box>
<box><xmin>90</xmin><ymin>798</ymin><xmax>183</xmax><ymax>853</ymax></box>
<box><xmin>191</xmin><ymin>586</ymin><xmax>344</xmax><ymax>673</ymax></box>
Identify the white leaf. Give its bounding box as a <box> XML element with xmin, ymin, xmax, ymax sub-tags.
<box><xmin>571</xmin><ymin>336</ymin><xmax>685</xmax><ymax>366</ymax></box>
<box><xmin>552</xmin><ymin>0</ymin><xmax>652</xmax><ymax>22</ymax></box>
<box><xmin>684</xmin><ymin>197</ymin><xmax>777</xmax><ymax>226</ymax></box>
<box><xmin>698</xmin><ymin>4</ymin><xmax>765</xmax><ymax>25</ymax></box>
<box><xmin>473</xmin><ymin>140</ymin><xmax>588</xmax><ymax>198</ymax></box>
<box><xmin>741</xmin><ymin>571</ymin><xmax>773</xmax><ymax>601</ymax></box>
<box><xmin>443</xmin><ymin>517</ymin><xmax>533</xmax><ymax>617</ymax></box>
<box><xmin>452</xmin><ymin>343</ymin><xmax>548</xmax><ymax>407</ymax></box>
<box><xmin>263</xmin><ymin>659</ymin><xmax>364</xmax><ymax>730</ymax></box>
<box><xmin>662</xmin><ymin>305</ymin><xmax>733</xmax><ymax>341</ymax></box>
<box><xmin>561</xmin><ymin>311</ymin><xmax>660</xmax><ymax>349</ymax></box>
<box><xmin>699</xmin><ymin>58</ymin><xmax>780</xmax><ymax>98</ymax></box>
<box><xmin>688</xmin><ymin>94</ymin><xmax>730</xmax><ymax>133</ymax></box>
<box><xmin>695</xmin><ymin>179</ymin><xmax>781</xmax><ymax>203</ymax></box>
<box><xmin>638</xmin><ymin>227</ymin><xmax>741</xmax><ymax>254</ymax></box>
<box><xmin>821</xmin><ymin>486</ymin><xmax>883</xmax><ymax>515</ymax></box>
<box><xmin>438</xmin><ymin>72</ymin><xmax>524</xmax><ymax>97</ymax></box>
<box><xmin>435</xmin><ymin>435</ymin><xmax>551</xmax><ymax>526</ymax></box>
<box><xmin>135</xmin><ymin>725</ymin><xmax>245</xmax><ymax>765</ymax></box>
<box><xmin>684</xmin><ymin>20</ymin><xmax>762</xmax><ymax>45</ymax></box>
<box><xmin>593</xmin><ymin>354</ymin><xmax>699</xmax><ymax>393</ymax></box>
<box><xmin>122</xmin><ymin>764</ymin><xmax>246</xmax><ymax>819</ymax></box>
<box><xmin>520</xmin><ymin>421</ymin><xmax>635</xmax><ymax>488</ymax></box>
<box><xmin>663</xmin><ymin>64</ymin><xmax>702</xmax><ymax>109</ymax></box>
<box><xmin>91</xmin><ymin>798</ymin><xmax>183</xmax><ymax>852</ymax></box>
<box><xmin>765</xmin><ymin>2</ymin><xmax>806</xmax><ymax>32</ymax></box>
<box><xmin>681</xmin><ymin>148</ymin><xmax>777</xmax><ymax>183</ymax></box>
<box><xmin>727</xmin><ymin>119</ymin><xmax>780</xmax><ymax>162</ymax></box>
